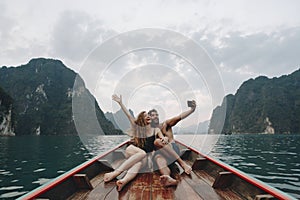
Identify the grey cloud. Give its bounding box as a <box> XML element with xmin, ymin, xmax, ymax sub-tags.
<box><xmin>212</xmin><ymin>28</ymin><xmax>298</xmax><ymax>74</ymax></box>
<box><xmin>51</xmin><ymin>10</ymin><xmax>117</xmax><ymax>63</ymax></box>
<box><xmin>0</xmin><ymin>2</ymin><xmax>18</xmax><ymax>64</ymax></box>
<box><xmin>192</xmin><ymin>27</ymin><xmax>300</xmax><ymax>94</ymax></box>
<box><xmin>0</xmin><ymin>3</ymin><xmax>16</xmax><ymax>46</ymax></box>
<box><xmin>0</xmin><ymin>2</ymin><xmax>49</xmax><ymax>66</ymax></box>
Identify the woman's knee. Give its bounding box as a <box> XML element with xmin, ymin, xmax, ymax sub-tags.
<box><xmin>126</xmin><ymin>145</ymin><xmax>145</xmax><ymax>155</ymax></box>
<box><xmin>138</xmin><ymin>151</ymin><xmax>147</xmax><ymax>158</ymax></box>
<box><xmin>135</xmin><ymin>161</ymin><xmax>143</xmax><ymax>169</ymax></box>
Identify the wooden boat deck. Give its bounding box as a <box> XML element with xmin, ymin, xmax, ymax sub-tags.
<box><xmin>21</xmin><ymin>140</ymin><xmax>295</xmax><ymax>200</ymax></box>
<box><xmin>67</xmin><ymin>160</ymin><xmax>243</xmax><ymax>200</ymax></box>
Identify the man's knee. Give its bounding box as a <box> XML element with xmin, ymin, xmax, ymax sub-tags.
<box><xmin>155</xmin><ymin>155</ymin><xmax>167</xmax><ymax>165</ymax></box>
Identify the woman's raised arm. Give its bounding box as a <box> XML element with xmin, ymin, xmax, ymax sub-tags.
<box><xmin>112</xmin><ymin>94</ymin><xmax>135</xmax><ymax>126</ymax></box>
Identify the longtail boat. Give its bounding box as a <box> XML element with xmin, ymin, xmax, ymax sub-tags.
<box><xmin>18</xmin><ymin>140</ymin><xmax>296</xmax><ymax>200</ymax></box>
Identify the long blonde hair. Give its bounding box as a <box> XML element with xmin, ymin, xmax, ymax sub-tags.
<box><xmin>133</xmin><ymin>111</ymin><xmax>148</xmax><ymax>149</ymax></box>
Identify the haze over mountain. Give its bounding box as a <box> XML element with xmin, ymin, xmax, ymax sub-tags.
<box><xmin>173</xmin><ymin>120</ymin><xmax>209</xmax><ymax>135</ymax></box>
<box><xmin>105</xmin><ymin>109</ymin><xmax>134</xmax><ymax>131</ymax></box>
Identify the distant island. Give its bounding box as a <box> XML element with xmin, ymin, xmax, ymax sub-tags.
<box><xmin>0</xmin><ymin>58</ymin><xmax>122</xmax><ymax>136</ymax></box>
<box><xmin>209</xmin><ymin>69</ymin><xmax>300</xmax><ymax>134</ymax></box>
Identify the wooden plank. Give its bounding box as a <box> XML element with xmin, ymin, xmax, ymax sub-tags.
<box><xmin>229</xmin><ymin>174</ymin><xmax>267</xmax><ymax>199</ymax></box>
<box><xmin>193</xmin><ymin>170</ymin><xmax>243</xmax><ymax>200</ymax></box>
<box><xmin>68</xmin><ymin>171</ymin><xmax>118</xmax><ymax>199</ymax></box>
<box><xmin>90</xmin><ymin>173</ymin><xmax>105</xmax><ymax>188</ymax></box>
<box><xmin>67</xmin><ymin>173</ymin><xmax>105</xmax><ymax>200</ymax></box>
<box><xmin>152</xmin><ymin>172</ymin><xmax>175</xmax><ymax>200</ymax></box>
<box><xmin>181</xmin><ymin>171</ymin><xmax>223</xmax><ymax>200</ymax></box>
<box><xmin>174</xmin><ymin>175</ymin><xmax>203</xmax><ymax>200</ymax></box>
<box><xmin>84</xmin><ymin>179</ymin><xmax>117</xmax><ymax>199</ymax></box>
<box><xmin>215</xmin><ymin>189</ymin><xmax>243</xmax><ymax>200</ymax></box>
<box><xmin>117</xmin><ymin>173</ymin><xmax>152</xmax><ymax>200</ymax></box>
<box><xmin>67</xmin><ymin>190</ymin><xmax>89</xmax><ymax>200</ymax></box>
<box><xmin>212</xmin><ymin>171</ymin><xmax>233</xmax><ymax>189</ymax></box>
<box><xmin>192</xmin><ymin>169</ymin><xmax>215</xmax><ymax>186</ymax></box>
<box><xmin>39</xmin><ymin>178</ymin><xmax>77</xmax><ymax>200</ymax></box>
<box><xmin>73</xmin><ymin>174</ymin><xmax>93</xmax><ymax>190</ymax></box>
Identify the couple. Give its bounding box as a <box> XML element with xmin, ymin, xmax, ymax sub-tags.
<box><xmin>104</xmin><ymin>94</ymin><xmax>196</xmax><ymax>191</ymax></box>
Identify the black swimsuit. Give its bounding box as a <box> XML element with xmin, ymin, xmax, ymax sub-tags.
<box><xmin>131</xmin><ymin>129</ymin><xmax>156</xmax><ymax>153</ymax></box>
<box><xmin>142</xmin><ymin>134</ymin><xmax>156</xmax><ymax>153</ymax></box>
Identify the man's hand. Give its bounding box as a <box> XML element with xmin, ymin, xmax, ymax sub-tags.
<box><xmin>190</xmin><ymin>100</ymin><xmax>196</xmax><ymax>111</ymax></box>
<box><xmin>161</xmin><ymin>136</ymin><xmax>169</xmax><ymax>145</ymax></box>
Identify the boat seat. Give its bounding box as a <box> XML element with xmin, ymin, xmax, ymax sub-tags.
<box><xmin>112</xmin><ymin>149</ymin><xmax>126</xmax><ymax>161</ymax></box>
<box><xmin>97</xmin><ymin>159</ymin><xmax>113</xmax><ymax>171</ymax></box>
<box><xmin>192</xmin><ymin>157</ymin><xmax>208</xmax><ymax>170</ymax></box>
<box><xmin>180</xmin><ymin>148</ymin><xmax>191</xmax><ymax>160</ymax></box>
<box><xmin>212</xmin><ymin>171</ymin><xmax>234</xmax><ymax>189</ymax></box>
<box><xmin>73</xmin><ymin>174</ymin><xmax>93</xmax><ymax>190</ymax></box>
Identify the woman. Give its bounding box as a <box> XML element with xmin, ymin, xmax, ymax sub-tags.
<box><xmin>104</xmin><ymin>94</ymin><xmax>163</xmax><ymax>191</ymax></box>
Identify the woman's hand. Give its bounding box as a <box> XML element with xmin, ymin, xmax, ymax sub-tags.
<box><xmin>112</xmin><ymin>94</ymin><xmax>122</xmax><ymax>104</ymax></box>
<box><xmin>161</xmin><ymin>136</ymin><xmax>169</xmax><ymax>145</ymax></box>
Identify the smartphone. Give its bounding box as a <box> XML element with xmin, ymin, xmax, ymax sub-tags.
<box><xmin>187</xmin><ymin>100</ymin><xmax>193</xmax><ymax>107</ymax></box>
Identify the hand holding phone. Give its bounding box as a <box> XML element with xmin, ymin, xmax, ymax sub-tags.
<box><xmin>187</xmin><ymin>100</ymin><xmax>193</xmax><ymax>107</ymax></box>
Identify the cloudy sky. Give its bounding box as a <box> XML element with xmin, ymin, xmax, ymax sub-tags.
<box><xmin>1</xmin><ymin>0</ymin><xmax>300</xmax><ymax>126</ymax></box>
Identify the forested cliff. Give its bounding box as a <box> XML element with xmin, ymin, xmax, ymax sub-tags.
<box><xmin>209</xmin><ymin>69</ymin><xmax>300</xmax><ymax>134</ymax></box>
<box><xmin>0</xmin><ymin>58</ymin><xmax>122</xmax><ymax>135</ymax></box>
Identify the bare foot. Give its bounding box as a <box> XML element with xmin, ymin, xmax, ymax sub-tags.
<box><xmin>104</xmin><ymin>171</ymin><xmax>118</xmax><ymax>182</ymax></box>
<box><xmin>116</xmin><ymin>180</ymin><xmax>126</xmax><ymax>191</ymax></box>
<box><xmin>160</xmin><ymin>175</ymin><xmax>178</xmax><ymax>187</ymax></box>
<box><xmin>182</xmin><ymin>163</ymin><xmax>192</xmax><ymax>175</ymax></box>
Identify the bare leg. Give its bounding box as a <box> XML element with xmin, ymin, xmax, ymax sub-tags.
<box><xmin>116</xmin><ymin>161</ymin><xmax>143</xmax><ymax>191</ymax></box>
<box><xmin>154</xmin><ymin>139</ymin><xmax>192</xmax><ymax>175</ymax></box>
<box><xmin>155</xmin><ymin>154</ymin><xmax>178</xmax><ymax>187</ymax></box>
<box><xmin>155</xmin><ymin>154</ymin><xmax>171</xmax><ymax>176</ymax></box>
<box><xmin>104</xmin><ymin>145</ymin><xmax>146</xmax><ymax>182</ymax></box>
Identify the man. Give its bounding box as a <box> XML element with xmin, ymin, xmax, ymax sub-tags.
<box><xmin>149</xmin><ymin>100</ymin><xmax>196</xmax><ymax>186</ymax></box>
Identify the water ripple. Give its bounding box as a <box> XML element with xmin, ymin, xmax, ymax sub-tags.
<box><xmin>33</xmin><ymin>168</ymin><xmax>46</xmax><ymax>173</ymax></box>
<box><xmin>0</xmin><ymin>191</ymin><xmax>27</xmax><ymax>199</ymax></box>
<box><xmin>32</xmin><ymin>178</ymin><xmax>51</xmax><ymax>185</ymax></box>
<box><xmin>0</xmin><ymin>186</ymin><xmax>23</xmax><ymax>191</ymax></box>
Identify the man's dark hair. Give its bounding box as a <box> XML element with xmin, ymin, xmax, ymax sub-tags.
<box><xmin>148</xmin><ymin>109</ymin><xmax>158</xmax><ymax>115</ymax></box>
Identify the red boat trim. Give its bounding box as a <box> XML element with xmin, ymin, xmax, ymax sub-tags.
<box><xmin>19</xmin><ymin>140</ymin><xmax>130</xmax><ymax>200</ymax></box>
<box><xmin>175</xmin><ymin>139</ymin><xmax>296</xmax><ymax>200</ymax></box>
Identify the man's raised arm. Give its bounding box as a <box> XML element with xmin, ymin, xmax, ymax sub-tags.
<box><xmin>165</xmin><ymin>100</ymin><xmax>196</xmax><ymax>127</ymax></box>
